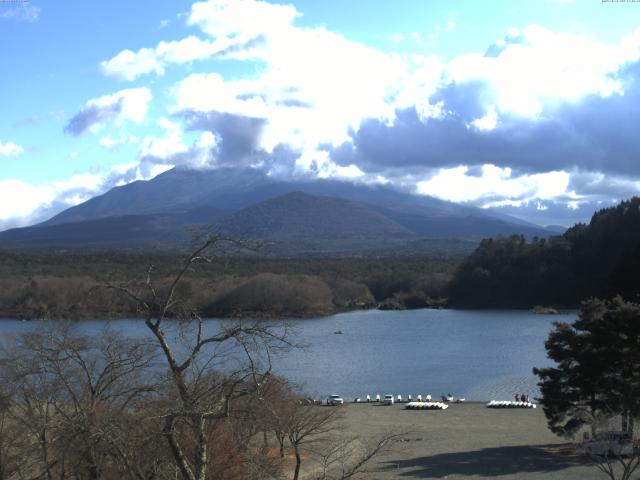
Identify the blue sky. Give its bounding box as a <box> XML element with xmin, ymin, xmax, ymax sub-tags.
<box><xmin>2</xmin><ymin>0</ymin><xmax>640</xmax><ymax>229</ymax></box>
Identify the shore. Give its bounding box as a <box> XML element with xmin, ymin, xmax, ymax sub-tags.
<box><xmin>333</xmin><ymin>402</ymin><xmax>602</xmax><ymax>479</ymax></box>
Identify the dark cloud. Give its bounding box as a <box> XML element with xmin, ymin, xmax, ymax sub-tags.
<box><xmin>182</xmin><ymin>111</ymin><xmax>267</xmax><ymax>166</ymax></box>
<box><xmin>430</xmin><ymin>80</ymin><xmax>492</xmax><ymax>120</ymax></box>
<box><xmin>567</xmin><ymin>171</ymin><xmax>640</xmax><ymax>200</ymax></box>
<box><xmin>332</xmin><ymin>57</ymin><xmax>640</xmax><ymax>178</ymax></box>
<box><xmin>64</xmin><ymin>100</ymin><xmax>123</xmax><ymax>136</ymax></box>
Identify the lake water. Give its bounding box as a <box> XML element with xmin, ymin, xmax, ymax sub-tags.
<box><xmin>0</xmin><ymin>309</ymin><xmax>574</xmax><ymax>401</ymax></box>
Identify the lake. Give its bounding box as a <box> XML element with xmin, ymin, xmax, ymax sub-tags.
<box><xmin>0</xmin><ymin>308</ymin><xmax>574</xmax><ymax>401</ymax></box>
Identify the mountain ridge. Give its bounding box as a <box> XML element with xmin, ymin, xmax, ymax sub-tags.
<box><xmin>1</xmin><ymin>168</ymin><xmax>562</xmax><ymax>255</ymax></box>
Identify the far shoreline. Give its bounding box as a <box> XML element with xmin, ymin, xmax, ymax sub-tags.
<box><xmin>0</xmin><ymin>305</ymin><xmax>578</xmax><ymax>322</ymax></box>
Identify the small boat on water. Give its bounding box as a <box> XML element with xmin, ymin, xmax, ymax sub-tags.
<box><xmin>334</xmin><ymin>330</ymin><xmax>343</xmax><ymax>334</ymax></box>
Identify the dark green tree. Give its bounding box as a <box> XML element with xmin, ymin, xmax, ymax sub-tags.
<box><xmin>534</xmin><ymin>297</ymin><xmax>640</xmax><ymax>438</ymax></box>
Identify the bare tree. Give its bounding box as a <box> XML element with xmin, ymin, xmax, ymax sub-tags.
<box><xmin>310</xmin><ymin>432</ymin><xmax>406</xmax><ymax>480</ymax></box>
<box><xmin>108</xmin><ymin>236</ymin><xmax>293</xmax><ymax>480</ymax></box>
<box><xmin>0</xmin><ymin>323</ymin><xmax>161</xmax><ymax>480</ymax></box>
<box><xmin>285</xmin><ymin>404</ymin><xmax>342</xmax><ymax>480</ymax></box>
<box><xmin>588</xmin><ymin>453</ymin><xmax>640</xmax><ymax>480</ymax></box>
<box><xmin>0</xmin><ymin>387</ymin><xmax>27</xmax><ymax>480</ymax></box>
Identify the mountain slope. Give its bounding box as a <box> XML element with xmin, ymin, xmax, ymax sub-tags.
<box><xmin>221</xmin><ymin>192</ymin><xmax>412</xmax><ymax>239</ymax></box>
<box><xmin>42</xmin><ymin>167</ymin><xmax>556</xmax><ymax>233</ymax></box>
<box><xmin>0</xmin><ymin>168</ymin><xmax>561</xmax><ymax>254</ymax></box>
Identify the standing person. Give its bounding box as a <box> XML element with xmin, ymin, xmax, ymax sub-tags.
<box><xmin>515</xmin><ymin>393</ymin><xmax>520</xmax><ymax>402</ymax></box>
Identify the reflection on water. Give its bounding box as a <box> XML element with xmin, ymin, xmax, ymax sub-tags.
<box><xmin>0</xmin><ymin>308</ymin><xmax>575</xmax><ymax>401</ymax></box>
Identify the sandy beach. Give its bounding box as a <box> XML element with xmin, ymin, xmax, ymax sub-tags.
<box><xmin>334</xmin><ymin>402</ymin><xmax>603</xmax><ymax>479</ymax></box>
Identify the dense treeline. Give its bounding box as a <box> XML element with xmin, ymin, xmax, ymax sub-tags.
<box><xmin>0</xmin><ymin>251</ymin><xmax>457</xmax><ymax>319</ymax></box>
<box><xmin>450</xmin><ymin>197</ymin><xmax>640</xmax><ymax>308</ymax></box>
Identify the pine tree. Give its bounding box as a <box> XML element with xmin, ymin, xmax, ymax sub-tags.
<box><xmin>534</xmin><ymin>297</ymin><xmax>640</xmax><ymax>437</ymax></box>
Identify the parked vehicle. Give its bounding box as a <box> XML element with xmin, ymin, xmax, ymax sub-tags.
<box><xmin>383</xmin><ymin>394</ymin><xmax>394</xmax><ymax>405</ymax></box>
<box><xmin>327</xmin><ymin>394</ymin><xmax>344</xmax><ymax>406</ymax></box>
<box><xmin>583</xmin><ymin>431</ymin><xmax>634</xmax><ymax>457</ymax></box>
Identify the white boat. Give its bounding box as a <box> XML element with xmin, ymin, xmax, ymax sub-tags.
<box><xmin>405</xmin><ymin>401</ymin><xmax>449</xmax><ymax>410</ymax></box>
<box><xmin>486</xmin><ymin>400</ymin><xmax>536</xmax><ymax>409</ymax></box>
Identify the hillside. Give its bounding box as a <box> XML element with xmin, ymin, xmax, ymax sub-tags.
<box><xmin>449</xmin><ymin>197</ymin><xmax>640</xmax><ymax>308</ymax></box>
<box><xmin>222</xmin><ymin>192</ymin><xmax>411</xmax><ymax>238</ymax></box>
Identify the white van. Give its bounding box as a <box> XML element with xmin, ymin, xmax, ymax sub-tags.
<box><xmin>383</xmin><ymin>394</ymin><xmax>394</xmax><ymax>405</ymax></box>
<box><xmin>583</xmin><ymin>431</ymin><xmax>634</xmax><ymax>457</ymax></box>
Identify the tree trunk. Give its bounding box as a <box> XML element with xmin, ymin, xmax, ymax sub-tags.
<box><xmin>85</xmin><ymin>446</ymin><xmax>101</xmax><ymax>480</ymax></box>
<box><xmin>622</xmin><ymin>409</ymin><xmax>631</xmax><ymax>434</ymax></box>
<box><xmin>276</xmin><ymin>433</ymin><xmax>285</xmax><ymax>458</ymax></box>
<box><xmin>41</xmin><ymin>428</ymin><xmax>54</xmax><ymax>480</ymax></box>
<box><xmin>194</xmin><ymin>417</ymin><xmax>207</xmax><ymax>480</ymax></box>
<box><xmin>293</xmin><ymin>445</ymin><xmax>301</xmax><ymax>480</ymax></box>
<box><xmin>164</xmin><ymin>418</ymin><xmax>195</xmax><ymax>480</ymax></box>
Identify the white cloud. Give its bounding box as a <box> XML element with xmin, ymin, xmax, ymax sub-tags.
<box><xmin>417</xmin><ymin>165</ymin><xmax>570</xmax><ymax>203</ymax></box>
<box><xmin>470</xmin><ymin>104</ymin><xmax>498</xmax><ymax>131</ymax></box>
<box><xmin>0</xmin><ymin>180</ymin><xmax>52</xmax><ymax>223</ymax></box>
<box><xmin>174</xmin><ymin>73</ymin><xmax>269</xmax><ymax>118</ymax></box>
<box><xmin>99</xmin><ymin>134</ymin><xmax>139</xmax><ymax>149</ymax></box>
<box><xmin>170</xmin><ymin>0</ymin><xmax>407</xmax><ymax>152</ymax></box>
<box><xmin>294</xmin><ymin>149</ymin><xmax>365</xmax><ymax>180</ymax></box>
<box><xmin>0</xmin><ymin>5</ymin><xmax>41</xmax><ymax>22</ymax></box>
<box><xmin>0</xmin><ymin>161</ymin><xmax>169</xmax><ymax>230</ymax></box>
<box><xmin>0</xmin><ymin>141</ymin><xmax>24</xmax><ymax>157</ymax></box>
<box><xmin>138</xmin><ymin>118</ymin><xmax>221</xmax><ymax>170</ymax></box>
<box><xmin>448</xmin><ymin>25</ymin><xmax>636</xmax><ymax>116</ymax></box>
<box><xmin>65</xmin><ymin>88</ymin><xmax>152</xmax><ymax>135</ymax></box>
<box><xmin>187</xmin><ymin>0</ymin><xmax>298</xmax><ymax>39</ymax></box>
<box><xmin>101</xmin><ymin>35</ymin><xmax>242</xmax><ymax>81</ymax></box>
<box><xmin>100</xmin><ymin>48</ymin><xmax>165</xmax><ymax>81</ymax></box>
<box><xmin>140</xmin><ymin>117</ymin><xmax>189</xmax><ymax>160</ymax></box>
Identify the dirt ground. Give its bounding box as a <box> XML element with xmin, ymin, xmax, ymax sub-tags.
<box><xmin>333</xmin><ymin>402</ymin><xmax>606</xmax><ymax>480</ymax></box>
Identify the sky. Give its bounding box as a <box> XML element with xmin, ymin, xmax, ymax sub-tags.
<box><xmin>1</xmin><ymin>0</ymin><xmax>640</xmax><ymax>230</ymax></box>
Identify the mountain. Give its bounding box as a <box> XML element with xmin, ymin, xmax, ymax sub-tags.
<box><xmin>0</xmin><ymin>167</ymin><xmax>561</xmax><ymax>255</ymax></box>
<box><xmin>222</xmin><ymin>192</ymin><xmax>411</xmax><ymax>239</ymax></box>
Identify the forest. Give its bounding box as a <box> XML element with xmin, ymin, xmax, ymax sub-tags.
<box><xmin>0</xmin><ymin>249</ymin><xmax>456</xmax><ymax>320</ymax></box>
<box><xmin>449</xmin><ymin>197</ymin><xmax>640</xmax><ymax>308</ymax></box>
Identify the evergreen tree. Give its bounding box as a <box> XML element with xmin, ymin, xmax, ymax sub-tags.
<box><xmin>534</xmin><ymin>297</ymin><xmax>640</xmax><ymax>437</ymax></box>
<box><xmin>450</xmin><ymin>197</ymin><xmax>640</xmax><ymax>308</ymax></box>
